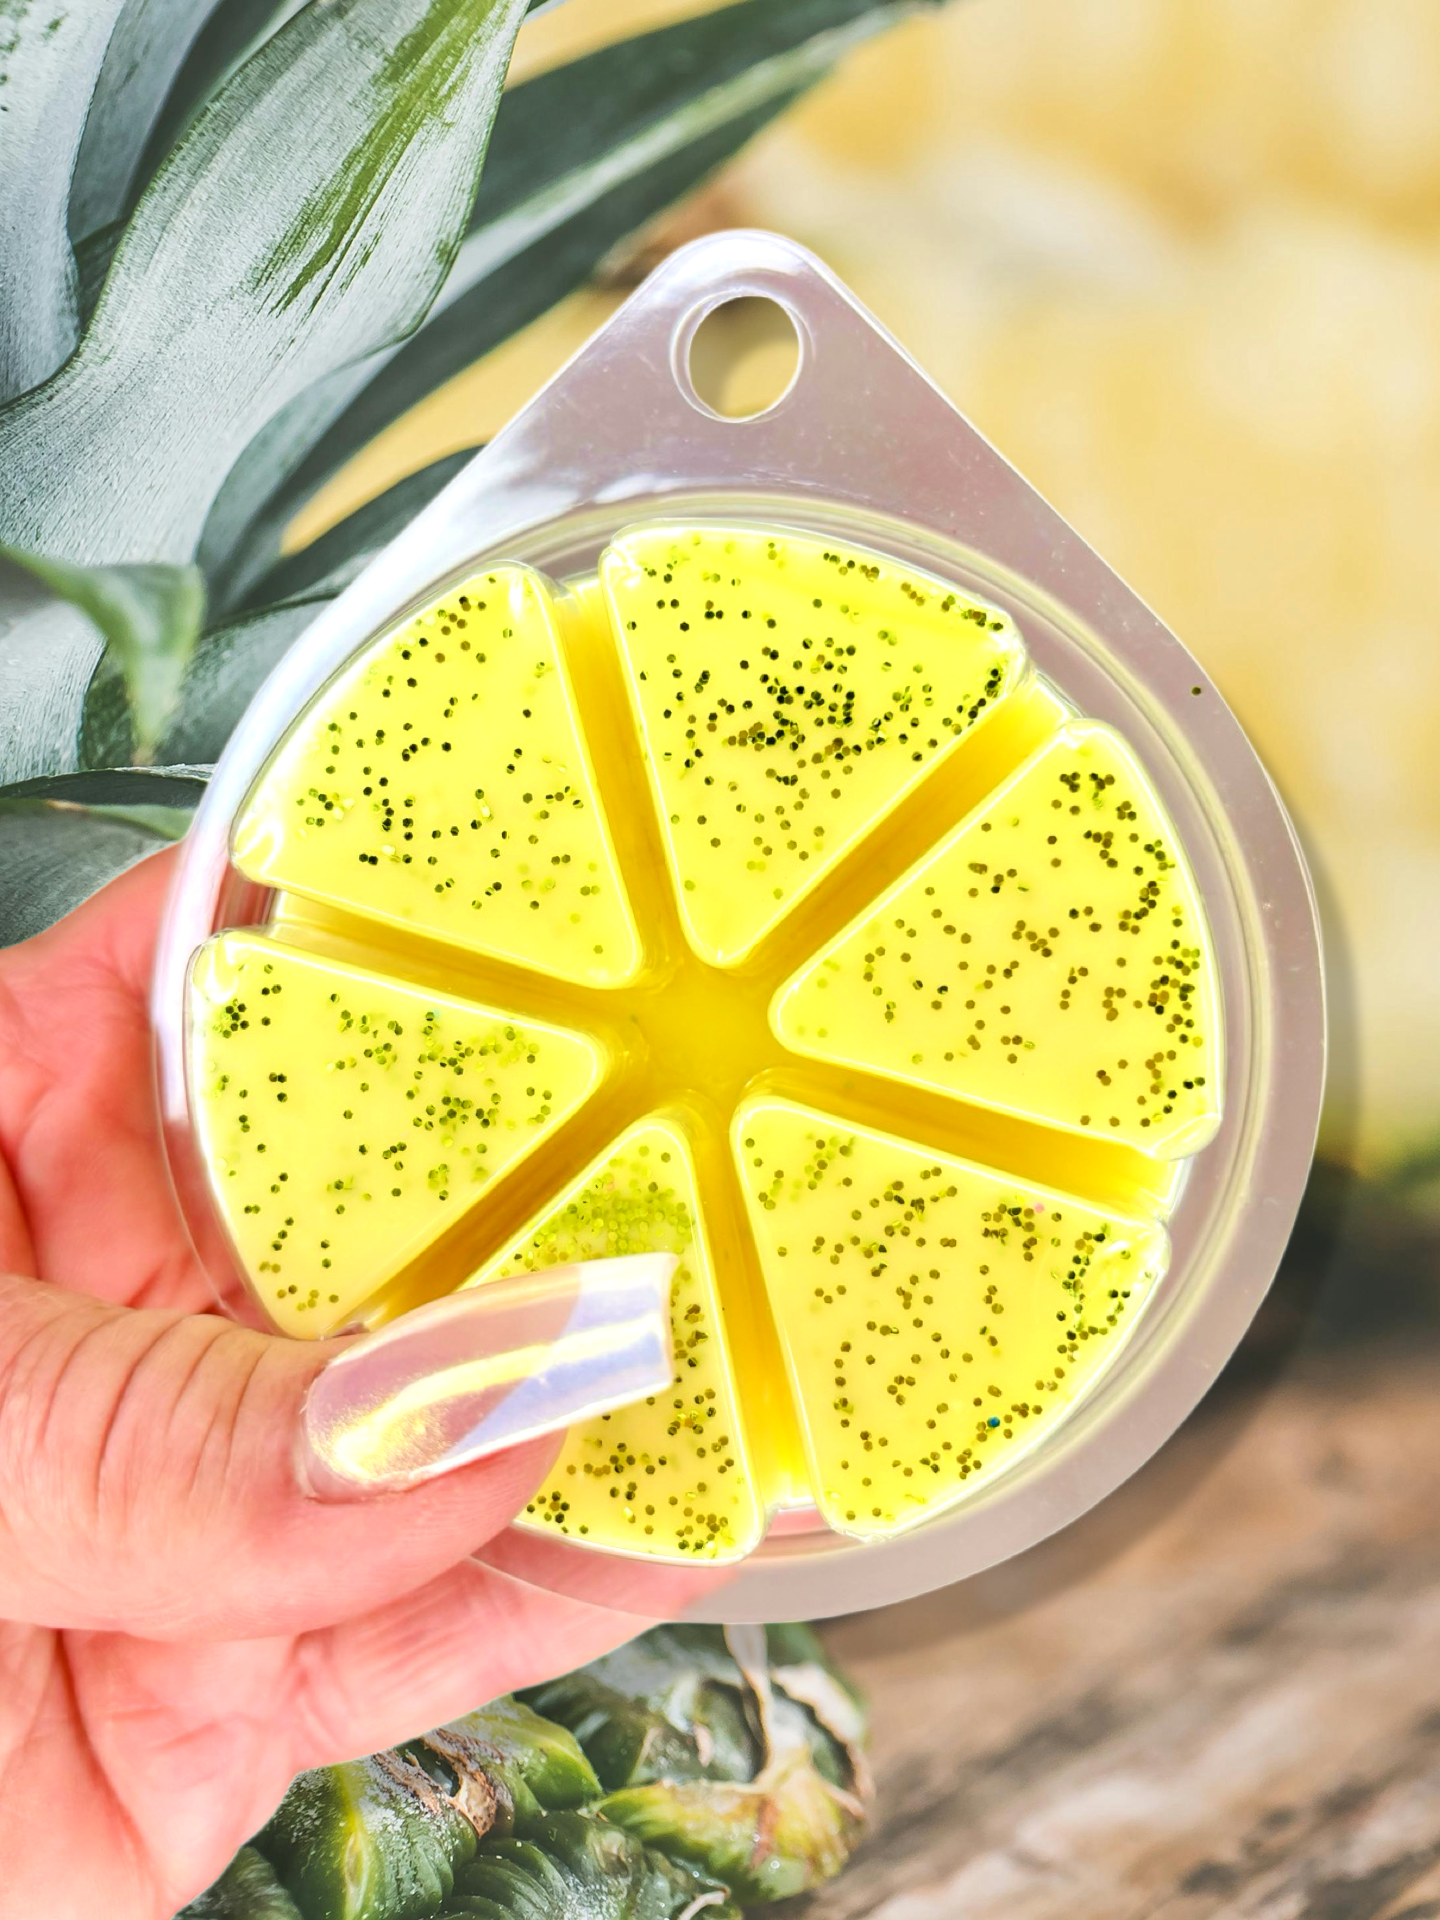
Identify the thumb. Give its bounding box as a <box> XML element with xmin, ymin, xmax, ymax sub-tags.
<box><xmin>0</xmin><ymin>1256</ymin><xmax>673</xmax><ymax>1638</ymax></box>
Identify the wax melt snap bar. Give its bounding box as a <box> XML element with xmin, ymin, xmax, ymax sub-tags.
<box><xmin>156</xmin><ymin>235</ymin><xmax>1323</xmax><ymax>1618</ymax></box>
<box><xmin>184</xmin><ymin>517</ymin><xmax>1223</xmax><ymax>1555</ymax></box>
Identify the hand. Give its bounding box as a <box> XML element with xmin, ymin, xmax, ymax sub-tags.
<box><xmin>0</xmin><ymin>854</ymin><xmax>692</xmax><ymax>1918</ymax></box>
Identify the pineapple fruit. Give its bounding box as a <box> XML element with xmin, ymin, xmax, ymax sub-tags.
<box><xmin>179</xmin><ymin>1623</ymin><xmax>868</xmax><ymax>1919</ymax></box>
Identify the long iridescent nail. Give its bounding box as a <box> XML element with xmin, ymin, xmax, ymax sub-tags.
<box><xmin>300</xmin><ymin>1254</ymin><xmax>675</xmax><ymax>1500</ymax></box>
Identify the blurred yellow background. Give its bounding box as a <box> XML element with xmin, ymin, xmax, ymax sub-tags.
<box><xmin>303</xmin><ymin>0</ymin><xmax>1440</xmax><ymax>1173</ymax></box>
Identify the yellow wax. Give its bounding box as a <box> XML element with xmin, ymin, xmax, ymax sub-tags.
<box><xmin>191</xmin><ymin>521</ymin><xmax>1222</xmax><ymax>1554</ymax></box>
<box><xmin>231</xmin><ymin>565</ymin><xmax>642</xmax><ymax>988</ymax></box>
<box><xmin>734</xmin><ymin>1095</ymin><xmax>1168</xmax><ymax>1539</ymax></box>
<box><xmin>467</xmin><ymin>1112</ymin><xmax>766</xmax><ymax>1562</ymax></box>
<box><xmin>602</xmin><ymin>524</ymin><xmax>1027</xmax><ymax>967</ymax></box>
<box><xmin>773</xmin><ymin>720</ymin><xmax>1223</xmax><ymax>1157</ymax></box>
<box><xmin>188</xmin><ymin>931</ymin><xmax>606</xmax><ymax>1336</ymax></box>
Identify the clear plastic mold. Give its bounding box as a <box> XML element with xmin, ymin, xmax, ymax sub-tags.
<box><xmin>153</xmin><ymin>233</ymin><xmax>1324</xmax><ymax>1621</ymax></box>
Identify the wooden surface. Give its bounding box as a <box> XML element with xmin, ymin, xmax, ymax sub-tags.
<box><xmin>798</xmin><ymin>1186</ymin><xmax>1440</xmax><ymax>1920</ymax></box>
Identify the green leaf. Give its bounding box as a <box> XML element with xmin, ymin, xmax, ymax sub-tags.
<box><xmin>69</xmin><ymin>0</ymin><xmax>220</xmax><ymax>244</ymax></box>
<box><xmin>0</xmin><ymin>769</ymin><xmax>200</xmax><ymax>946</ymax></box>
<box><xmin>73</xmin><ymin>215</ymin><xmax>126</xmax><ymax>329</ymax></box>
<box><xmin>134</xmin><ymin>0</ymin><xmax>308</xmax><ymax>210</ymax></box>
<box><xmin>1</xmin><ymin>544</ymin><xmax>203</xmax><ymax>762</ymax></box>
<box><xmin>79</xmin><ymin>438</ymin><xmax>459</xmax><ymax>767</ymax></box>
<box><xmin>766</xmin><ymin>1622</ymin><xmax>870</xmax><ymax>1796</ymax></box>
<box><xmin>0</xmin><ymin>0</ymin><xmax>128</xmax><ymax>399</ymax></box>
<box><xmin>204</xmin><ymin>0</ymin><xmax>923</xmax><ymax>600</ymax></box>
<box><xmin>82</xmin><ymin>451</ymin><xmax>468</xmax><ymax>775</ymax></box>
<box><xmin>1</xmin><ymin>0</ymin><xmax>530</xmax><ymax>560</ymax></box>
<box><xmin>140</xmin><ymin>0</ymin><xmax>555</xmax><ymax>242</ymax></box>
<box><xmin>2</xmin><ymin>764</ymin><xmax>207</xmax><ymax>804</ymax></box>
<box><xmin>244</xmin><ymin>449</ymin><xmax>477</xmax><ymax>610</ymax></box>
<box><xmin>0</xmin><ymin>0</ymin><xmax>530</xmax><ymax>782</ymax></box>
<box><xmin>215</xmin><ymin>112</ymin><xmax>786</xmax><ymax>610</ymax></box>
<box><xmin>257</xmin><ymin>1751</ymin><xmax>480</xmax><ymax>1920</ymax></box>
<box><xmin>175</xmin><ymin>1844</ymin><xmax>304</xmax><ymax>1920</ymax></box>
<box><xmin>80</xmin><ymin>593</ymin><xmax>325</xmax><ymax>769</ymax></box>
<box><xmin>80</xmin><ymin>441</ymin><xmax>454</xmax><ymax>771</ymax></box>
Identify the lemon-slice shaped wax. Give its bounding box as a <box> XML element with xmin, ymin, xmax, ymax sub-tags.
<box><xmin>191</xmin><ymin>520</ymin><xmax>1224</xmax><ymax>1557</ymax></box>
<box><xmin>734</xmin><ymin>1096</ymin><xmax>1168</xmax><ymax>1540</ymax></box>
<box><xmin>466</xmin><ymin>1114</ymin><xmax>764</xmax><ymax>1562</ymax></box>
<box><xmin>773</xmin><ymin>720</ymin><xmax>1222</xmax><ymax>1157</ymax></box>
<box><xmin>603</xmin><ymin>524</ymin><xmax>1026</xmax><ymax>967</ymax></box>
<box><xmin>231</xmin><ymin>565</ymin><xmax>642</xmax><ymax>988</ymax></box>
<box><xmin>189</xmin><ymin>932</ymin><xmax>607</xmax><ymax>1336</ymax></box>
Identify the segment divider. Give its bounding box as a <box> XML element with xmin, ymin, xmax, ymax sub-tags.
<box><xmin>741</xmin><ymin>676</ymin><xmax>1074</xmax><ymax>986</ymax></box>
<box><xmin>264</xmin><ymin>895</ymin><xmax>654</xmax><ymax>1330</ymax></box>
<box><xmin>553</xmin><ymin>573</ymin><xmax>814</xmax><ymax>1522</ymax></box>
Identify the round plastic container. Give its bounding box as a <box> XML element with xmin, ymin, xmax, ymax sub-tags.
<box><xmin>153</xmin><ymin>232</ymin><xmax>1324</xmax><ymax>1621</ymax></box>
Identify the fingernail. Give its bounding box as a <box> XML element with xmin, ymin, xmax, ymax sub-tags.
<box><xmin>299</xmin><ymin>1254</ymin><xmax>676</xmax><ymax>1501</ymax></box>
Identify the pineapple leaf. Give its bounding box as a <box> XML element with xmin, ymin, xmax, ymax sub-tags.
<box><xmin>74</xmin><ymin>215</ymin><xmax>128</xmax><ymax>329</ymax></box>
<box><xmin>577</xmin><ymin>1627</ymin><xmax>869</xmax><ymax>1902</ymax></box>
<box><xmin>80</xmin><ymin>595</ymin><xmax>329</xmax><ymax>770</ymax></box>
<box><xmin>79</xmin><ymin>448</ymin><xmax>472</xmax><ymax>772</ymax></box>
<box><xmin>768</xmin><ymin>1623</ymin><xmax>871</xmax><ymax>1799</ymax></box>
<box><xmin>244</xmin><ymin>450</ymin><xmax>479</xmax><ymax>610</ymax></box>
<box><xmin>212</xmin><ymin>108</ymin><xmax>790</xmax><ymax>611</ymax></box>
<box><xmin>401</xmin><ymin>1697</ymin><xmax>603</xmax><ymax>1843</ymax></box>
<box><xmin>0</xmin><ymin>544</ymin><xmax>203</xmax><ymax>763</ymax></box>
<box><xmin>440</xmin><ymin>1698</ymin><xmax>604</xmax><ymax>1818</ymax></box>
<box><xmin>0</xmin><ymin>769</ymin><xmax>200</xmax><ymax>946</ymax></box>
<box><xmin>77</xmin><ymin>440</ymin><xmax>468</xmax><ymax>772</ymax></box>
<box><xmin>0</xmin><ymin>0</ymin><xmax>130</xmax><ymax>400</ymax></box>
<box><xmin>523</xmin><ymin>1628</ymin><xmax>771</xmax><ymax>1789</ymax></box>
<box><xmin>130</xmin><ymin>0</ymin><xmax>557</xmax><ymax>270</ymax></box>
<box><xmin>0</xmin><ymin>0</ymin><xmax>529</xmax><ymax>784</ymax></box>
<box><xmin>0</xmin><ymin>0</ymin><xmax>530</xmax><ymax>562</ymax></box>
<box><xmin>131</xmin><ymin>0</ymin><xmax>311</xmax><ymax>215</ymax></box>
<box><xmin>1</xmin><ymin>765</ymin><xmax>209</xmax><ymax>803</ymax></box>
<box><xmin>203</xmin><ymin>0</ymin><xmax>923</xmax><ymax>601</ymax></box>
<box><xmin>68</xmin><ymin>0</ymin><xmax>219</xmax><ymax>245</ymax></box>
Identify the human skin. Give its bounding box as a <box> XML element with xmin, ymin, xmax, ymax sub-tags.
<box><xmin>0</xmin><ymin>852</ymin><xmax>695</xmax><ymax>1918</ymax></box>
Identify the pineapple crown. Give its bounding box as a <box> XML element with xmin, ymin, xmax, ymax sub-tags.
<box><xmin>0</xmin><ymin>0</ymin><xmax>939</xmax><ymax>944</ymax></box>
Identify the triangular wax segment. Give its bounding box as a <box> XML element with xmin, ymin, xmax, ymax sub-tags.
<box><xmin>734</xmin><ymin>1097</ymin><xmax>1168</xmax><ymax>1540</ymax></box>
<box><xmin>773</xmin><ymin>720</ymin><xmax>1222</xmax><ymax>1158</ymax></box>
<box><xmin>469</xmin><ymin>1114</ymin><xmax>764</xmax><ymax>1562</ymax></box>
<box><xmin>189</xmin><ymin>932</ymin><xmax>606</xmax><ymax>1337</ymax></box>
<box><xmin>602</xmin><ymin>524</ymin><xmax>1026</xmax><ymax>967</ymax></box>
<box><xmin>231</xmin><ymin>565</ymin><xmax>642</xmax><ymax>987</ymax></box>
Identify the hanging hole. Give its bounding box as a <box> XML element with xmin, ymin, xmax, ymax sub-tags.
<box><xmin>686</xmin><ymin>297</ymin><xmax>801</xmax><ymax>420</ymax></box>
